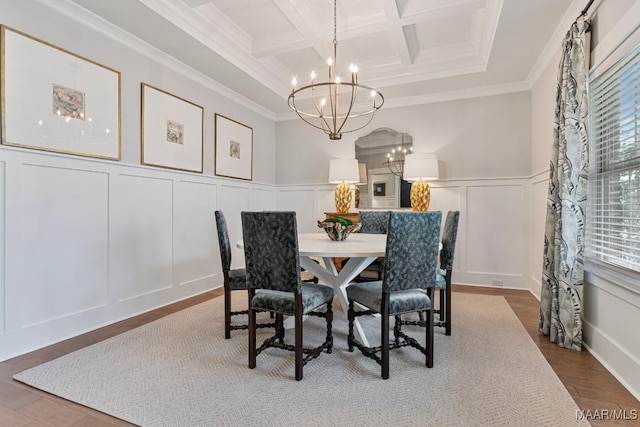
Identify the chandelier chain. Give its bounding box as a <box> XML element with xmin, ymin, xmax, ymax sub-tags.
<box><xmin>333</xmin><ymin>0</ymin><xmax>337</xmax><ymax>46</ymax></box>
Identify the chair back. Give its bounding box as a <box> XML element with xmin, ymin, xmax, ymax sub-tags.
<box><xmin>359</xmin><ymin>210</ymin><xmax>390</xmax><ymax>234</ymax></box>
<box><xmin>214</xmin><ymin>210</ymin><xmax>232</xmax><ymax>272</ymax></box>
<box><xmin>440</xmin><ymin>211</ymin><xmax>460</xmax><ymax>270</ymax></box>
<box><xmin>241</xmin><ymin>211</ymin><xmax>301</xmax><ymax>292</ymax></box>
<box><xmin>383</xmin><ymin>211</ymin><xmax>441</xmax><ymax>292</ymax></box>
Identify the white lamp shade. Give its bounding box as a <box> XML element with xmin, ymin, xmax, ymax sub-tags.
<box><xmin>403</xmin><ymin>153</ymin><xmax>439</xmax><ymax>181</ymax></box>
<box><xmin>357</xmin><ymin>163</ymin><xmax>368</xmax><ymax>185</ymax></box>
<box><xmin>329</xmin><ymin>158</ymin><xmax>360</xmax><ymax>184</ymax></box>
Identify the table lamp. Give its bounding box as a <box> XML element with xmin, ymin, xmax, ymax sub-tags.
<box><xmin>329</xmin><ymin>158</ymin><xmax>360</xmax><ymax>214</ymax></box>
<box><xmin>355</xmin><ymin>163</ymin><xmax>367</xmax><ymax>209</ymax></box>
<box><xmin>403</xmin><ymin>153</ymin><xmax>439</xmax><ymax>211</ymax></box>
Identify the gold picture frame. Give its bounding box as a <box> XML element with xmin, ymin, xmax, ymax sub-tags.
<box><xmin>1</xmin><ymin>25</ymin><xmax>121</xmax><ymax>160</ymax></box>
<box><xmin>214</xmin><ymin>114</ymin><xmax>253</xmax><ymax>181</ymax></box>
<box><xmin>141</xmin><ymin>83</ymin><xmax>204</xmax><ymax>173</ymax></box>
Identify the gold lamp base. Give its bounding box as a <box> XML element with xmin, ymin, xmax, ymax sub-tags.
<box><xmin>354</xmin><ymin>186</ymin><xmax>360</xmax><ymax>209</ymax></box>
<box><xmin>335</xmin><ymin>182</ymin><xmax>352</xmax><ymax>214</ymax></box>
<box><xmin>410</xmin><ymin>180</ymin><xmax>431</xmax><ymax>211</ymax></box>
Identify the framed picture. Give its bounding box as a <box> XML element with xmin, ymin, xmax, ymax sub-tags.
<box><xmin>141</xmin><ymin>83</ymin><xmax>203</xmax><ymax>173</ymax></box>
<box><xmin>373</xmin><ymin>182</ymin><xmax>386</xmax><ymax>197</ymax></box>
<box><xmin>215</xmin><ymin>114</ymin><xmax>253</xmax><ymax>181</ymax></box>
<box><xmin>1</xmin><ymin>26</ymin><xmax>121</xmax><ymax>160</ymax></box>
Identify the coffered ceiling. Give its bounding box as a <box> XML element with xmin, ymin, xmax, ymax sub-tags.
<box><xmin>68</xmin><ymin>0</ymin><xmax>576</xmax><ymax>118</ymax></box>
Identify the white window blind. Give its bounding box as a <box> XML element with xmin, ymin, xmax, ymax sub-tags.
<box><xmin>587</xmin><ymin>43</ymin><xmax>640</xmax><ymax>273</ymax></box>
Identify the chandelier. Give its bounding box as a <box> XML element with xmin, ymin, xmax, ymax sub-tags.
<box><xmin>383</xmin><ymin>134</ymin><xmax>413</xmax><ymax>177</ymax></box>
<box><xmin>287</xmin><ymin>0</ymin><xmax>384</xmax><ymax>140</ymax></box>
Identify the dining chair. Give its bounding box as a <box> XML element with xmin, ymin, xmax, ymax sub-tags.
<box><xmin>241</xmin><ymin>211</ymin><xmax>334</xmax><ymax>381</ymax></box>
<box><xmin>402</xmin><ymin>210</ymin><xmax>460</xmax><ymax>336</ymax></box>
<box><xmin>341</xmin><ymin>210</ymin><xmax>389</xmax><ymax>281</ymax></box>
<box><xmin>347</xmin><ymin>211</ymin><xmax>441</xmax><ymax>379</ymax></box>
<box><xmin>215</xmin><ymin>210</ymin><xmax>275</xmax><ymax>339</ymax></box>
<box><xmin>433</xmin><ymin>210</ymin><xmax>460</xmax><ymax>335</ymax></box>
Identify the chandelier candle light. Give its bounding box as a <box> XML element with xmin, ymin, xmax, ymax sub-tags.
<box><xmin>288</xmin><ymin>0</ymin><xmax>384</xmax><ymax>140</ymax></box>
<box><xmin>329</xmin><ymin>158</ymin><xmax>360</xmax><ymax>214</ymax></box>
<box><xmin>403</xmin><ymin>153</ymin><xmax>439</xmax><ymax>211</ymax></box>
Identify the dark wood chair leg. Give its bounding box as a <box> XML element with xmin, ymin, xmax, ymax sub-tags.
<box><xmin>393</xmin><ymin>315</ymin><xmax>401</xmax><ymax>345</ymax></box>
<box><xmin>445</xmin><ymin>271</ymin><xmax>452</xmax><ymax>336</ymax></box>
<box><xmin>426</xmin><ymin>306</ymin><xmax>434</xmax><ymax>368</ymax></box>
<box><xmin>224</xmin><ymin>277</ymin><xmax>231</xmax><ymax>339</ymax></box>
<box><xmin>326</xmin><ymin>301</ymin><xmax>333</xmax><ymax>353</ymax></box>
<box><xmin>295</xmin><ymin>294</ymin><xmax>303</xmax><ymax>381</ymax></box>
<box><xmin>248</xmin><ymin>289</ymin><xmax>256</xmax><ymax>369</ymax></box>
<box><xmin>381</xmin><ymin>295</ymin><xmax>390</xmax><ymax>380</ymax></box>
<box><xmin>276</xmin><ymin>314</ymin><xmax>285</xmax><ymax>343</ymax></box>
<box><xmin>347</xmin><ymin>301</ymin><xmax>355</xmax><ymax>352</ymax></box>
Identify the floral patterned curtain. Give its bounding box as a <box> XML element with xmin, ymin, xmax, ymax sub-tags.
<box><xmin>540</xmin><ymin>16</ymin><xmax>590</xmax><ymax>351</ymax></box>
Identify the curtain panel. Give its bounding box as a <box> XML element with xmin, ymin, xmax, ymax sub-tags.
<box><xmin>540</xmin><ymin>16</ymin><xmax>590</xmax><ymax>351</ymax></box>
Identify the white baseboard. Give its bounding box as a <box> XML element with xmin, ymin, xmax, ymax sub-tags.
<box><xmin>582</xmin><ymin>319</ymin><xmax>640</xmax><ymax>402</ymax></box>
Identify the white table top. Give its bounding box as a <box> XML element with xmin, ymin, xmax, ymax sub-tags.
<box><xmin>236</xmin><ymin>232</ymin><xmax>387</xmax><ymax>258</ymax></box>
<box><xmin>297</xmin><ymin>233</ymin><xmax>386</xmax><ymax>258</ymax></box>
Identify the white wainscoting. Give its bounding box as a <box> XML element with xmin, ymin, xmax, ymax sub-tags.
<box><xmin>528</xmin><ymin>170</ymin><xmax>549</xmax><ymax>298</ymax></box>
<box><xmin>0</xmin><ymin>160</ymin><xmax>5</xmax><ymax>335</ymax></box>
<box><xmin>278</xmin><ymin>177</ymin><xmax>531</xmax><ymax>289</ymax></box>
<box><xmin>0</xmin><ymin>147</ymin><xmax>276</xmax><ymax>361</ymax></box>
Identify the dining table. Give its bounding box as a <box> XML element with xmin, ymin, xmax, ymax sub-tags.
<box><xmin>238</xmin><ymin>232</ymin><xmax>387</xmax><ymax>347</ymax></box>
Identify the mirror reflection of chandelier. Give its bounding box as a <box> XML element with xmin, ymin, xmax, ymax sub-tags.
<box><xmin>287</xmin><ymin>0</ymin><xmax>384</xmax><ymax>140</ymax></box>
<box><xmin>383</xmin><ymin>134</ymin><xmax>413</xmax><ymax>177</ymax></box>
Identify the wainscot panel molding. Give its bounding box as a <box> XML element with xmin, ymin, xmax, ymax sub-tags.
<box><xmin>0</xmin><ymin>147</ymin><xmax>277</xmax><ymax>361</ymax></box>
<box><xmin>111</xmin><ymin>174</ymin><xmax>174</xmax><ymax>303</ymax></box>
<box><xmin>0</xmin><ymin>160</ymin><xmax>5</xmax><ymax>335</ymax></box>
<box><xmin>528</xmin><ymin>171</ymin><xmax>550</xmax><ymax>298</ymax></box>
<box><xmin>278</xmin><ymin>178</ymin><xmax>531</xmax><ymax>290</ymax></box>
<box><xmin>174</xmin><ymin>180</ymin><xmax>218</xmax><ymax>289</ymax></box>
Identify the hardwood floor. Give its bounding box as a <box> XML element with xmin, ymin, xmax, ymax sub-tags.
<box><xmin>0</xmin><ymin>285</ymin><xmax>637</xmax><ymax>426</ymax></box>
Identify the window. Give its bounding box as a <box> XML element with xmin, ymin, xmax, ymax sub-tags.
<box><xmin>587</xmin><ymin>44</ymin><xmax>640</xmax><ymax>274</ymax></box>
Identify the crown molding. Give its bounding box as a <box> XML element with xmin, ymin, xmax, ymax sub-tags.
<box><xmin>140</xmin><ymin>0</ymin><xmax>292</xmax><ymax>98</ymax></box>
<box><xmin>43</xmin><ymin>0</ymin><xmax>276</xmax><ymax>120</ymax></box>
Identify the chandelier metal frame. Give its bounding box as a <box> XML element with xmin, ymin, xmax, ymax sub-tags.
<box><xmin>287</xmin><ymin>0</ymin><xmax>384</xmax><ymax>140</ymax></box>
<box><xmin>383</xmin><ymin>134</ymin><xmax>412</xmax><ymax>177</ymax></box>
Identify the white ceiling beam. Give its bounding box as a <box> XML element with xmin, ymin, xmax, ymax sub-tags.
<box><xmin>381</xmin><ymin>0</ymin><xmax>414</xmax><ymax>66</ymax></box>
<box><xmin>266</xmin><ymin>0</ymin><xmax>331</xmax><ymax>62</ymax></box>
<box><xmin>253</xmin><ymin>35</ymin><xmax>312</xmax><ymax>58</ymax></box>
<box><xmin>182</xmin><ymin>0</ymin><xmax>212</xmax><ymax>7</ymax></box>
<box><xmin>399</xmin><ymin>0</ymin><xmax>485</xmax><ymax>26</ymax></box>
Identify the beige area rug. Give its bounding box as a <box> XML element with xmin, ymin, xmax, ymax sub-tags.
<box><xmin>14</xmin><ymin>293</ymin><xmax>588</xmax><ymax>427</ymax></box>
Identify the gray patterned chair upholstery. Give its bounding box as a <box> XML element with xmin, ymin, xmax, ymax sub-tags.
<box><xmin>359</xmin><ymin>210</ymin><xmax>390</xmax><ymax>234</ymax></box>
<box><xmin>341</xmin><ymin>210</ymin><xmax>389</xmax><ymax>280</ymax></box>
<box><xmin>347</xmin><ymin>211</ymin><xmax>441</xmax><ymax>379</ymax></box>
<box><xmin>215</xmin><ymin>211</ymin><xmax>275</xmax><ymax>339</ymax></box>
<box><xmin>241</xmin><ymin>211</ymin><xmax>334</xmax><ymax>381</ymax></box>
<box><xmin>401</xmin><ymin>210</ymin><xmax>460</xmax><ymax>336</ymax></box>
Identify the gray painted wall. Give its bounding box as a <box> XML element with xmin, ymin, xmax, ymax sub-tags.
<box><xmin>276</xmin><ymin>92</ymin><xmax>532</xmax><ymax>184</ymax></box>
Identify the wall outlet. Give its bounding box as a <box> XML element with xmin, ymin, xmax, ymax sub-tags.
<box><xmin>491</xmin><ymin>279</ymin><xmax>503</xmax><ymax>287</ymax></box>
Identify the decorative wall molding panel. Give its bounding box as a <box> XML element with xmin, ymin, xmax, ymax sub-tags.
<box><xmin>277</xmin><ymin>177</ymin><xmax>531</xmax><ymax>289</ymax></box>
<box><xmin>0</xmin><ymin>147</ymin><xmax>276</xmax><ymax>361</ymax></box>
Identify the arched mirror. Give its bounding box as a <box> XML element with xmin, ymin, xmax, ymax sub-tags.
<box><xmin>355</xmin><ymin>128</ymin><xmax>412</xmax><ymax>209</ymax></box>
